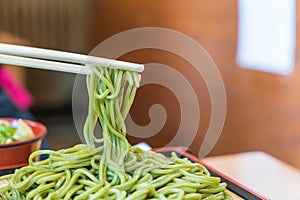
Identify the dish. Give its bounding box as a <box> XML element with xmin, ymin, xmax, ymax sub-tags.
<box><xmin>0</xmin><ymin>119</ymin><xmax>34</xmax><ymax>144</ymax></box>
<box><xmin>0</xmin><ymin>118</ymin><xmax>46</xmax><ymax>170</ymax></box>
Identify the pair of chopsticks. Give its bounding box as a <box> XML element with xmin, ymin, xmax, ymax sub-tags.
<box><xmin>0</xmin><ymin>43</ymin><xmax>144</xmax><ymax>74</ymax></box>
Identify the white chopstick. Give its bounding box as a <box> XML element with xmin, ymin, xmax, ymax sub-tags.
<box><xmin>0</xmin><ymin>43</ymin><xmax>144</xmax><ymax>74</ymax></box>
<box><xmin>0</xmin><ymin>54</ymin><xmax>91</xmax><ymax>74</ymax></box>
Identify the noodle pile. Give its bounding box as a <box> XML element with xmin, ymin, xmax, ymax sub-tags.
<box><xmin>0</xmin><ymin>66</ymin><xmax>233</xmax><ymax>200</ymax></box>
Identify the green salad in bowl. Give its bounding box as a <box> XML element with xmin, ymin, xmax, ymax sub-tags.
<box><xmin>0</xmin><ymin>119</ymin><xmax>34</xmax><ymax>144</ymax></box>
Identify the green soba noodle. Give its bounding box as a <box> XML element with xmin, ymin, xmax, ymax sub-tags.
<box><xmin>0</xmin><ymin>66</ymin><xmax>233</xmax><ymax>200</ymax></box>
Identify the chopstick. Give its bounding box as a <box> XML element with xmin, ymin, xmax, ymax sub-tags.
<box><xmin>0</xmin><ymin>54</ymin><xmax>91</xmax><ymax>74</ymax></box>
<box><xmin>0</xmin><ymin>43</ymin><xmax>144</xmax><ymax>74</ymax></box>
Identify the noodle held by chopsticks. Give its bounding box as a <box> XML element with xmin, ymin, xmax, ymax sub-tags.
<box><xmin>0</xmin><ymin>66</ymin><xmax>233</xmax><ymax>200</ymax></box>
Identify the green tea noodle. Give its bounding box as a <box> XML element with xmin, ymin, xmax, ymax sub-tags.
<box><xmin>0</xmin><ymin>66</ymin><xmax>233</xmax><ymax>200</ymax></box>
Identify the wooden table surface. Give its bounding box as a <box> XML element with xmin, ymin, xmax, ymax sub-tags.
<box><xmin>203</xmin><ymin>151</ymin><xmax>300</xmax><ymax>200</ymax></box>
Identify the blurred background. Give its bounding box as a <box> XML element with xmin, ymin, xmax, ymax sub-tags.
<box><xmin>0</xmin><ymin>0</ymin><xmax>299</xmax><ymax>170</ymax></box>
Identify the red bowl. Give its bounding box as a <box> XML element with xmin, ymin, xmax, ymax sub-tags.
<box><xmin>0</xmin><ymin>118</ymin><xmax>47</xmax><ymax>170</ymax></box>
